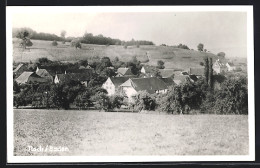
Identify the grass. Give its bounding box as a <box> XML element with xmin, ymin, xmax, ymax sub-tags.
<box><xmin>13</xmin><ymin>39</ymin><xmax>221</xmax><ymax>70</ymax></box>
<box><xmin>14</xmin><ymin>109</ymin><xmax>248</xmax><ymax>156</ymax></box>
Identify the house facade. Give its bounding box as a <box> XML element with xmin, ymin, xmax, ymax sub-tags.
<box><xmin>102</xmin><ymin>77</ymin><xmax>130</xmax><ymax>96</ymax></box>
<box><xmin>36</xmin><ymin>67</ymin><xmax>53</xmax><ymax>83</ymax></box>
<box><xmin>213</xmin><ymin>59</ymin><xmax>228</xmax><ymax>74</ymax></box>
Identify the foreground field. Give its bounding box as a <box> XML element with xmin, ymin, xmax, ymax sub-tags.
<box><xmin>13</xmin><ymin>109</ymin><xmax>248</xmax><ymax>156</ymax></box>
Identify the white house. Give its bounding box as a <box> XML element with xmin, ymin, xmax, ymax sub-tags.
<box><xmin>119</xmin><ymin>77</ymin><xmax>168</xmax><ymax>100</ymax></box>
<box><xmin>102</xmin><ymin>77</ymin><xmax>131</xmax><ymax>96</ymax></box>
<box><xmin>213</xmin><ymin>59</ymin><xmax>228</xmax><ymax>74</ymax></box>
<box><xmin>226</xmin><ymin>62</ymin><xmax>236</xmax><ymax>71</ymax></box>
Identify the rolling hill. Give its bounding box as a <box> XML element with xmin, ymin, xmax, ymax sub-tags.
<box><xmin>13</xmin><ymin>39</ymin><xmax>221</xmax><ymax>70</ymax></box>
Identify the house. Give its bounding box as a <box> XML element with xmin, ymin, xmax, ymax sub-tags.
<box><xmin>226</xmin><ymin>62</ymin><xmax>236</xmax><ymax>71</ymax></box>
<box><xmin>159</xmin><ymin>77</ymin><xmax>176</xmax><ymax>87</ymax></box>
<box><xmin>158</xmin><ymin>69</ymin><xmax>175</xmax><ymax>78</ymax></box>
<box><xmin>54</xmin><ymin>73</ymin><xmax>92</xmax><ymax>86</ymax></box>
<box><xmin>213</xmin><ymin>59</ymin><xmax>228</xmax><ymax>74</ymax></box>
<box><xmin>116</xmin><ymin>67</ymin><xmax>134</xmax><ymax>77</ymax></box>
<box><xmin>141</xmin><ymin>66</ymin><xmax>152</xmax><ymax>74</ymax></box>
<box><xmin>173</xmin><ymin>75</ymin><xmax>197</xmax><ymax>85</ymax></box>
<box><xmin>188</xmin><ymin>68</ymin><xmax>204</xmax><ymax>78</ymax></box>
<box><xmin>79</xmin><ymin>65</ymin><xmax>93</xmax><ymax>69</ymax></box>
<box><xmin>36</xmin><ymin>67</ymin><xmax>53</xmax><ymax>83</ymax></box>
<box><xmin>13</xmin><ymin>64</ymin><xmax>28</xmax><ymax>77</ymax></box>
<box><xmin>120</xmin><ymin>77</ymin><xmax>168</xmax><ymax>99</ymax></box>
<box><xmin>102</xmin><ymin>77</ymin><xmax>130</xmax><ymax>96</ymax></box>
<box><xmin>15</xmin><ymin>71</ymin><xmax>48</xmax><ymax>84</ymax></box>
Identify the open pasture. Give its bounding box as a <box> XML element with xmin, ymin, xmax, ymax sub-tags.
<box><xmin>14</xmin><ymin>109</ymin><xmax>248</xmax><ymax>156</ymax></box>
<box><xmin>12</xmin><ymin>39</ymin><xmax>219</xmax><ymax>69</ymax></box>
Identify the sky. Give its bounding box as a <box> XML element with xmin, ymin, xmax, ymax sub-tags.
<box><xmin>11</xmin><ymin>9</ymin><xmax>247</xmax><ymax>58</ymax></box>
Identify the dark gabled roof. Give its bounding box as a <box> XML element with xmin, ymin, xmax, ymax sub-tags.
<box><xmin>117</xmin><ymin>68</ymin><xmax>133</xmax><ymax>76</ymax></box>
<box><xmin>121</xmin><ymin>77</ymin><xmax>168</xmax><ymax>94</ymax></box>
<box><xmin>56</xmin><ymin>73</ymin><xmax>92</xmax><ymax>83</ymax></box>
<box><xmin>159</xmin><ymin>78</ymin><xmax>175</xmax><ymax>87</ymax></box>
<box><xmin>110</xmin><ymin>77</ymin><xmax>131</xmax><ymax>88</ymax></box>
<box><xmin>159</xmin><ymin>69</ymin><xmax>175</xmax><ymax>78</ymax></box>
<box><xmin>189</xmin><ymin>68</ymin><xmax>204</xmax><ymax>76</ymax></box>
<box><xmin>67</xmin><ymin>68</ymin><xmax>94</xmax><ymax>75</ymax></box>
<box><xmin>36</xmin><ymin>69</ymin><xmax>52</xmax><ymax>77</ymax></box>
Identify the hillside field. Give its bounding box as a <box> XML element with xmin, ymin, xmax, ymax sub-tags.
<box><xmin>14</xmin><ymin>109</ymin><xmax>248</xmax><ymax>156</ymax></box>
<box><xmin>13</xmin><ymin>39</ymin><xmax>221</xmax><ymax>70</ymax></box>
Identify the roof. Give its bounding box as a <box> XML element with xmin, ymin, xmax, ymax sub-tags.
<box><xmin>159</xmin><ymin>69</ymin><xmax>175</xmax><ymax>78</ymax></box>
<box><xmin>141</xmin><ymin>66</ymin><xmax>154</xmax><ymax>73</ymax></box>
<box><xmin>110</xmin><ymin>77</ymin><xmax>131</xmax><ymax>87</ymax></box>
<box><xmin>189</xmin><ymin>68</ymin><xmax>204</xmax><ymax>76</ymax></box>
<box><xmin>188</xmin><ymin>75</ymin><xmax>198</xmax><ymax>82</ymax></box>
<box><xmin>117</xmin><ymin>68</ymin><xmax>133</xmax><ymax>76</ymax></box>
<box><xmin>159</xmin><ymin>78</ymin><xmax>175</xmax><ymax>87</ymax></box>
<box><xmin>16</xmin><ymin>72</ymin><xmax>42</xmax><ymax>84</ymax></box>
<box><xmin>173</xmin><ymin>75</ymin><xmax>188</xmax><ymax>82</ymax></box>
<box><xmin>214</xmin><ymin>59</ymin><xmax>226</xmax><ymax>68</ymax></box>
<box><xmin>121</xmin><ymin>77</ymin><xmax>168</xmax><ymax>94</ymax></box>
<box><xmin>36</xmin><ymin>69</ymin><xmax>52</xmax><ymax>77</ymax></box>
<box><xmin>13</xmin><ymin>64</ymin><xmax>25</xmax><ymax>73</ymax></box>
<box><xmin>227</xmin><ymin>62</ymin><xmax>235</xmax><ymax>67</ymax></box>
<box><xmin>79</xmin><ymin>65</ymin><xmax>92</xmax><ymax>69</ymax></box>
<box><xmin>56</xmin><ymin>73</ymin><xmax>92</xmax><ymax>83</ymax></box>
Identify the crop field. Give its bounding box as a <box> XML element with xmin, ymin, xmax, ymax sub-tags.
<box><xmin>14</xmin><ymin>109</ymin><xmax>248</xmax><ymax>156</ymax></box>
<box><xmin>12</xmin><ymin>39</ymin><xmax>220</xmax><ymax>70</ymax></box>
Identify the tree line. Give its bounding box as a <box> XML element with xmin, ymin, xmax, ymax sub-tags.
<box><xmin>13</xmin><ymin>28</ymin><xmax>154</xmax><ymax>46</ymax></box>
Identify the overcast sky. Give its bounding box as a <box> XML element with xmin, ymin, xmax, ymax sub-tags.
<box><xmin>11</xmin><ymin>11</ymin><xmax>247</xmax><ymax>58</ymax></box>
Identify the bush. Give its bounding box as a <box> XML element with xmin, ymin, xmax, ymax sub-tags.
<box><xmin>132</xmin><ymin>91</ymin><xmax>156</xmax><ymax>112</ymax></box>
<box><xmin>52</xmin><ymin>40</ymin><xmax>58</xmax><ymax>46</ymax></box>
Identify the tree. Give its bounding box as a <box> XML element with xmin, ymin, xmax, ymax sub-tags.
<box><xmin>16</xmin><ymin>29</ymin><xmax>33</xmax><ymax>49</ymax></box>
<box><xmin>157</xmin><ymin>60</ymin><xmax>165</xmax><ymax>69</ymax></box>
<box><xmin>91</xmin><ymin>92</ymin><xmax>112</xmax><ymax>111</ymax></box>
<box><xmin>213</xmin><ymin>76</ymin><xmax>248</xmax><ymax>114</ymax></box>
<box><xmin>204</xmin><ymin>49</ymin><xmax>207</xmax><ymax>52</ymax></box>
<box><xmin>204</xmin><ymin>57</ymin><xmax>209</xmax><ymax>84</ymax></box>
<box><xmin>110</xmin><ymin>94</ymin><xmax>124</xmax><ymax>111</ymax></box>
<box><xmin>197</xmin><ymin>43</ymin><xmax>204</xmax><ymax>52</ymax></box>
<box><xmin>52</xmin><ymin>40</ymin><xmax>58</xmax><ymax>46</ymax></box>
<box><xmin>79</xmin><ymin>59</ymin><xmax>88</xmax><ymax>67</ymax></box>
<box><xmin>217</xmin><ymin>52</ymin><xmax>226</xmax><ymax>58</ymax></box>
<box><xmin>200</xmin><ymin>62</ymin><xmax>204</xmax><ymax>66</ymax></box>
<box><xmin>132</xmin><ymin>91</ymin><xmax>156</xmax><ymax>112</ymax></box>
<box><xmin>60</xmin><ymin>30</ymin><xmax>66</xmax><ymax>44</ymax></box>
<box><xmin>208</xmin><ymin>58</ymin><xmax>213</xmax><ymax>89</ymax></box>
<box><xmin>13</xmin><ymin>81</ymin><xmax>20</xmax><ymax>94</ymax></box>
<box><xmin>71</xmin><ymin>39</ymin><xmax>82</xmax><ymax>49</ymax></box>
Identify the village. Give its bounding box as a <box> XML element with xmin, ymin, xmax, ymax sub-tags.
<box><xmin>13</xmin><ymin>53</ymin><xmax>246</xmax><ymax>114</ymax></box>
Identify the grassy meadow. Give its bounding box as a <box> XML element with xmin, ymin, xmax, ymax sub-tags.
<box><xmin>13</xmin><ymin>39</ymin><xmax>220</xmax><ymax>70</ymax></box>
<box><xmin>14</xmin><ymin>109</ymin><xmax>248</xmax><ymax>156</ymax></box>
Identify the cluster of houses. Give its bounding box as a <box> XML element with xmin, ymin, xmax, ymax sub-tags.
<box><xmin>13</xmin><ymin>58</ymin><xmax>238</xmax><ymax>101</ymax></box>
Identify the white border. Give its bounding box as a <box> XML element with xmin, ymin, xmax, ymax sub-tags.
<box><xmin>6</xmin><ymin>6</ymin><xmax>255</xmax><ymax>163</ymax></box>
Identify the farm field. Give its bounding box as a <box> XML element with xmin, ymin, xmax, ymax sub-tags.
<box><xmin>13</xmin><ymin>39</ymin><xmax>220</xmax><ymax>70</ymax></box>
<box><xmin>14</xmin><ymin>109</ymin><xmax>249</xmax><ymax>156</ymax></box>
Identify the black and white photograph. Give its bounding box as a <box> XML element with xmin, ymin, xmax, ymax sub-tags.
<box><xmin>6</xmin><ymin>6</ymin><xmax>254</xmax><ymax>162</ymax></box>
